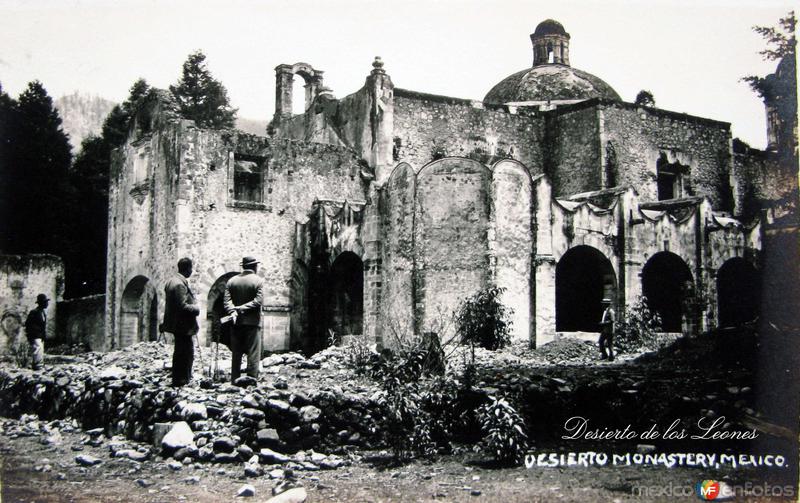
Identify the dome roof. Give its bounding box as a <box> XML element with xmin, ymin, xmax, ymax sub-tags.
<box><xmin>533</xmin><ymin>19</ymin><xmax>568</xmax><ymax>37</ymax></box>
<box><xmin>484</xmin><ymin>64</ymin><xmax>621</xmax><ymax>104</ymax></box>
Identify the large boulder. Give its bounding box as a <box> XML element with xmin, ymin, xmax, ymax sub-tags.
<box><xmin>161</xmin><ymin>422</ymin><xmax>195</xmax><ymax>452</ymax></box>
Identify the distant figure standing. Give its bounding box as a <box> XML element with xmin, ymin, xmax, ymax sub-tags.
<box><xmin>163</xmin><ymin>257</ymin><xmax>200</xmax><ymax>387</ymax></box>
<box><xmin>224</xmin><ymin>256</ymin><xmax>265</xmax><ymax>382</ymax></box>
<box><xmin>598</xmin><ymin>297</ymin><xmax>616</xmax><ymax>361</ymax></box>
<box><xmin>24</xmin><ymin>294</ymin><xmax>49</xmax><ymax>370</ymax></box>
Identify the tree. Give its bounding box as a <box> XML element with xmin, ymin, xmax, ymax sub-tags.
<box><xmin>2</xmin><ymin>81</ymin><xmax>73</xmax><ymax>254</ymax></box>
<box><xmin>170</xmin><ymin>51</ymin><xmax>237</xmax><ymax>129</ymax></box>
<box><xmin>634</xmin><ymin>90</ymin><xmax>655</xmax><ymax>107</ymax></box>
<box><xmin>742</xmin><ymin>11</ymin><xmax>796</xmax><ymax>98</ymax></box>
<box><xmin>65</xmin><ymin>78</ymin><xmax>150</xmax><ymax>296</ymax></box>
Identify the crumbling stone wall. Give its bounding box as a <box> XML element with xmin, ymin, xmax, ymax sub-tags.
<box><xmin>600</xmin><ymin>101</ymin><xmax>733</xmax><ymax>209</ymax></box>
<box><xmin>732</xmin><ymin>149</ymin><xmax>797</xmax><ymax>218</ymax></box>
<box><xmin>544</xmin><ymin>104</ymin><xmax>601</xmax><ymax>196</ymax></box>
<box><xmin>0</xmin><ymin>254</ymin><xmax>64</xmax><ymax>352</ymax></box>
<box><xmin>57</xmin><ymin>294</ymin><xmax>105</xmax><ymax>351</ymax></box>
<box><xmin>108</xmin><ymin>91</ymin><xmax>367</xmax><ymax>352</ymax></box>
<box><xmin>414</xmin><ymin>158</ymin><xmax>491</xmax><ymax>338</ymax></box>
<box><xmin>393</xmin><ymin>91</ymin><xmax>544</xmax><ymax>172</ymax></box>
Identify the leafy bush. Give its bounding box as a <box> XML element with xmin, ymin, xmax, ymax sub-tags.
<box><xmin>8</xmin><ymin>338</ymin><xmax>30</xmax><ymax>368</ymax></box>
<box><xmin>477</xmin><ymin>395</ymin><xmax>529</xmax><ymax>465</ymax></box>
<box><xmin>615</xmin><ymin>297</ymin><xmax>662</xmax><ymax>353</ymax></box>
<box><xmin>455</xmin><ymin>286</ymin><xmax>513</xmax><ymax>351</ymax></box>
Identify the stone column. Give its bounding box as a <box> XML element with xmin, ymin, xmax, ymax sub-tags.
<box><xmin>364</xmin><ymin>57</ymin><xmax>395</xmax><ymax>185</ymax></box>
<box><xmin>274</xmin><ymin>65</ymin><xmax>295</xmax><ymax>123</ymax></box>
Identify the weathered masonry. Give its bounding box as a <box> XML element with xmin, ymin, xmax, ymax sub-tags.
<box><xmin>107</xmin><ymin>20</ymin><xmax>797</xmax><ymax>352</ymax></box>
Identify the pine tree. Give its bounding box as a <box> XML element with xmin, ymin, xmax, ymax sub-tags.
<box><xmin>3</xmin><ymin>81</ymin><xmax>73</xmax><ymax>254</ymax></box>
<box><xmin>170</xmin><ymin>51</ymin><xmax>237</xmax><ymax>128</ymax></box>
<box><xmin>66</xmin><ymin>78</ymin><xmax>149</xmax><ymax>296</ymax></box>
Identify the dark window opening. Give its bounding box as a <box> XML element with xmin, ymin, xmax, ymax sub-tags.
<box><xmin>656</xmin><ymin>153</ymin><xmax>688</xmax><ymax>200</ymax></box>
<box><xmin>642</xmin><ymin>252</ymin><xmax>693</xmax><ymax>332</ymax></box>
<box><xmin>717</xmin><ymin>258</ymin><xmax>759</xmax><ymax>327</ymax></box>
<box><xmin>233</xmin><ymin>156</ymin><xmax>264</xmax><ymax>204</ymax></box>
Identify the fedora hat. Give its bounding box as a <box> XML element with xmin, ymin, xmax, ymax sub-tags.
<box><xmin>241</xmin><ymin>256</ymin><xmax>260</xmax><ymax>267</ymax></box>
<box><xmin>36</xmin><ymin>294</ymin><xmax>50</xmax><ymax>304</ymax></box>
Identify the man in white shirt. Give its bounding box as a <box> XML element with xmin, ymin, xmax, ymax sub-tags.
<box><xmin>599</xmin><ymin>298</ymin><xmax>616</xmax><ymax>361</ymax></box>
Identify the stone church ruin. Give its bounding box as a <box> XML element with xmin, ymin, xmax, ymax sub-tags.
<box><xmin>104</xmin><ymin>20</ymin><xmax>797</xmax><ymax>354</ymax></box>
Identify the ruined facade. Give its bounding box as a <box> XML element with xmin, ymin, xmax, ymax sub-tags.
<box><xmin>107</xmin><ymin>20</ymin><xmax>796</xmax><ymax>352</ymax></box>
<box><xmin>0</xmin><ymin>254</ymin><xmax>64</xmax><ymax>352</ymax></box>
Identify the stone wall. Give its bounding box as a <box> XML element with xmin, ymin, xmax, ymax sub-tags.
<box><xmin>393</xmin><ymin>91</ymin><xmax>544</xmax><ymax>173</ymax></box>
<box><xmin>0</xmin><ymin>255</ymin><xmax>64</xmax><ymax>352</ymax></box>
<box><xmin>56</xmin><ymin>294</ymin><xmax>105</xmax><ymax>351</ymax></box>
<box><xmin>414</xmin><ymin>158</ymin><xmax>491</xmax><ymax>338</ymax></box>
<box><xmin>544</xmin><ymin>104</ymin><xmax>601</xmax><ymax>196</ymax></box>
<box><xmin>732</xmin><ymin>148</ymin><xmax>798</xmax><ymax>218</ymax></box>
<box><xmin>108</xmin><ymin>91</ymin><xmax>368</xmax><ymax>352</ymax></box>
<box><xmin>600</xmin><ymin>101</ymin><xmax>733</xmax><ymax>208</ymax></box>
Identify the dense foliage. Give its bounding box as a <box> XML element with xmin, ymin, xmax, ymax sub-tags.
<box><xmin>170</xmin><ymin>51</ymin><xmax>237</xmax><ymax>129</ymax></box>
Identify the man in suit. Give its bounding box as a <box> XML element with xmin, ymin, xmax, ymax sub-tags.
<box><xmin>162</xmin><ymin>257</ymin><xmax>200</xmax><ymax>386</ymax></box>
<box><xmin>224</xmin><ymin>256</ymin><xmax>265</xmax><ymax>382</ymax></box>
<box><xmin>598</xmin><ymin>297</ymin><xmax>616</xmax><ymax>361</ymax></box>
<box><xmin>24</xmin><ymin>293</ymin><xmax>49</xmax><ymax>370</ymax></box>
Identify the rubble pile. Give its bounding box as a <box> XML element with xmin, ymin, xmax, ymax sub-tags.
<box><xmin>0</xmin><ymin>342</ymin><xmax>384</xmax><ymax>472</ymax></box>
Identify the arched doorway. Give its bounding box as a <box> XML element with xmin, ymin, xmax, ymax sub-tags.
<box><xmin>206</xmin><ymin>272</ymin><xmax>238</xmax><ymax>348</ymax></box>
<box><xmin>717</xmin><ymin>258</ymin><xmax>760</xmax><ymax>327</ymax></box>
<box><xmin>120</xmin><ymin>275</ymin><xmax>158</xmax><ymax>347</ymax></box>
<box><xmin>641</xmin><ymin>252</ymin><xmax>693</xmax><ymax>332</ymax></box>
<box><xmin>328</xmin><ymin>252</ymin><xmax>364</xmax><ymax>338</ymax></box>
<box><xmin>556</xmin><ymin>246</ymin><xmax>616</xmax><ymax>332</ymax></box>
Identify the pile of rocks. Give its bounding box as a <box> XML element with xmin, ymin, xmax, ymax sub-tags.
<box><xmin>0</xmin><ymin>341</ymin><xmax>385</xmax><ymax>473</ymax></box>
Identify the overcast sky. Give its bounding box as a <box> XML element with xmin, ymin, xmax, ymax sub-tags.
<box><xmin>0</xmin><ymin>0</ymin><xmax>794</xmax><ymax>148</ymax></box>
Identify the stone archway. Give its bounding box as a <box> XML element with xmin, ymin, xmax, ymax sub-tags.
<box><xmin>641</xmin><ymin>252</ymin><xmax>693</xmax><ymax>332</ymax></box>
<box><xmin>120</xmin><ymin>275</ymin><xmax>158</xmax><ymax>347</ymax></box>
<box><xmin>717</xmin><ymin>258</ymin><xmax>760</xmax><ymax>328</ymax></box>
<box><xmin>555</xmin><ymin>245</ymin><xmax>616</xmax><ymax>332</ymax></box>
<box><xmin>328</xmin><ymin>251</ymin><xmax>364</xmax><ymax>339</ymax></box>
<box><xmin>205</xmin><ymin>272</ymin><xmax>238</xmax><ymax>348</ymax></box>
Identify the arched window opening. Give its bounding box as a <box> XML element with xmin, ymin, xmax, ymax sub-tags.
<box><xmin>556</xmin><ymin>246</ymin><xmax>616</xmax><ymax>332</ymax></box>
<box><xmin>641</xmin><ymin>252</ymin><xmax>693</xmax><ymax>332</ymax></box>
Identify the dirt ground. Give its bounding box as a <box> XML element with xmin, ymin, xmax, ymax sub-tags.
<box><xmin>0</xmin><ymin>416</ymin><xmax>791</xmax><ymax>503</ymax></box>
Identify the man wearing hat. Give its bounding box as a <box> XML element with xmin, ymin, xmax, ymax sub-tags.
<box><xmin>598</xmin><ymin>297</ymin><xmax>616</xmax><ymax>361</ymax></box>
<box><xmin>24</xmin><ymin>294</ymin><xmax>49</xmax><ymax>370</ymax></box>
<box><xmin>224</xmin><ymin>256</ymin><xmax>265</xmax><ymax>382</ymax></box>
<box><xmin>162</xmin><ymin>257</ymin><xmax>200</xmax><ymax>387</ymax></box>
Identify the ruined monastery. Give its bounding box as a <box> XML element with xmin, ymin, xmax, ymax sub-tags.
<box><xmin>105</xmin><ymin>20</ymin><xmax>798</xmax><ymax>353</ymax></box>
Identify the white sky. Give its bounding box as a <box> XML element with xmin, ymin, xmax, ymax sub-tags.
<box><xmin>0</xmin><ymin>0</ymin><xmax>795</xmax><ymax>148</ymax></box>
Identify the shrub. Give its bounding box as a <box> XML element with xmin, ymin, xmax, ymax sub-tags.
<box><xmin>477</xmin><ymin>395</ymin><xmax>529</xmax><ymax>465</ymax></box>
<box><xmin>8</xmin><ymin>338</ymin><xmax>30</xmax><ymax>368</ymax></box>
<box><xmin>455</xmin><ymin>286</ymin><xmax>513</xmax><ymax>351</ymax></box>
<box><xmin>615</xmin><ymin>297</ymin><xmax>662</xmax><ymax>353</ymax></box>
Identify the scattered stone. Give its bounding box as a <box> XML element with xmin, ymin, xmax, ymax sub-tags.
<box><xmin>299</xmin><ymin>406</ymin><xmax>321</xmax><ymax>423</ymax></box>
<box><xmin>241</xmin><ymin>408</ymin><xmax>265</xmax><ymax>421</ymax></box>
<box><xmin>180</xmin><ymin>402</ymin><xmax>208</xmax><ymax>421</ymax></box>
<box><xmin>99</xmin><ymin>366</ymin><xmax>124</xmax><ymax>380</ymax></box>
<box><xmin>213</xmin><ymin>436</ymin><xmax>237</xmax><ymax>453</ymax></box>
<box><xmin>162</xmin><ymin>422</ymin><xmax>195</xmax><ymax>452</ymax></box>
<box><xmin>471</xmin><ymin>489</ymin><xmax>482</xmax><ymax>496</ymax></box>
<box><xmin>236</xmin><ymin>484</ymin><xmax>256</xmax><ymax>497</ymax></box>
<box><xmin>168</xmin><ymin>460</ymin><xmax>183</xmax><ymax>471</ymax></box>
<box><xmin>184</xmin><ymin>476</ymin><xmax>200</xmax><ymax>485</ymax></box>
<box><xmin>214</xmin><ymin>452</ymin><xmax>240</xmax><ymax>464</ymax></box>
<box><xmin>260</xmin><ymin>448</ymin><xmax>290</xmax><ymax>465</ymax></box>
<box><xmin>257</xmin><ymin>428</ymin><xmax>282</xmax><ymax>448</ymax></box>
<box><xmin>238</xmin><ymin>444</ymin><xmax>255</xmax><ymax>460</ymax></box>
<box><xmin>234</xmin><ymin>376</ymin><xmax>257</xmax><ymax>388</ymax></box>
<box><xmin>266</xmin><ymin>487</ymin><xmax>307</xmax><ymax>503</ymax></box>
<box><xmin>75</xmin><ymin>454</ymin><xmax>101</xmax><ymax>466</ymax></box>
<box><xmin>135</xmin><ymin>479</ymin><xmax>153</xmax><ymax>488</ymax></box>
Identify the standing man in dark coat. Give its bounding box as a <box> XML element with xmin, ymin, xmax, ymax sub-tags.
<box><xmin>224</xmin><ymin>256</ymin><xmax>265</xmax><ymax>382</ymax></box>
<box><xmin>162</xmin><ymin>257</ymin><xmax>200</xmax><ymax>387</ymax></box>
<box><xmin>24</xmin><ymin>293</ymin><xmax>49</xmax><ymax>371</ymax></box>
<box><xmin>598</xmin><ymin>297</ymin><xmax>616</xmax><ymax>361</ymax></box>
